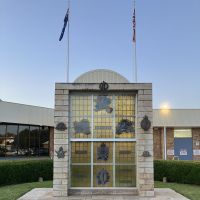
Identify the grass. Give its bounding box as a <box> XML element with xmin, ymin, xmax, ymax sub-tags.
<box><xmin>155</xmin><ymin>181</ymin><xmax>200</xmax><ymax>200</ymax></box>
<box><xmin>0</xmin><ymin>181</ymin><xmax>52</xmax><ymax>200</ymax></box>
<box><xmin>0</xmin><ymin>181</ymin><xmax>200</xmax><ymax>200</ymax></box>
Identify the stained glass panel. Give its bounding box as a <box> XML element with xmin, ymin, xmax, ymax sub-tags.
<box><xmin>71</xmin><ymin>142</ymin><xmax>91</xmax><ymax>163</ymax></box>
<box><xmin>115</xmin><ymin>165</ymin><xmax>136</xmax><ymax>187</ymax></box>
<box><xmin>71</xmin><ymin>165</ymin><xmax>91</xmax><ymax>187</ymax></box>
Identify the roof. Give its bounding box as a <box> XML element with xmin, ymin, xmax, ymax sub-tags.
<box><xmin>74</xmin><ymin>69</ymin><xmax>129</xmax><ymax>83</ymax></box>
<box><xmin>0</xmin><ymin>101</ymin><xmax>54</xmax><ymax>126</ymax></box>
<box><xmin>153</xmin><ymin>109</ymin><xmax>200</xmax><ymax>127</ymax></box>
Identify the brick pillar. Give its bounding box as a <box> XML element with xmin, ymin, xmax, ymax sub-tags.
<box><xmin>192</xmin><ymin>128</ymin><xmax>200</xmax><ymax>160</ymax></box>
<box><xmin>166</xmin><ymin>128</ymin><xmax>174</xmax><ymax>160</ymax></box>
<box><xmin>153</xmin><ymin>128</ymin><xmax>163</xmax><ymax>159</ymax></box>
<box><xmin>137</xmin><ymin>89</ymin><xmax>154</xmax><ymax>197</ymax></box>
<box><xmin>53</xmin><ymin>86</ymin><xmax>69</xmax><ymax>197</ymax></box>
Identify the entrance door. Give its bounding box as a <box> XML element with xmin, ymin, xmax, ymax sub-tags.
<box><xmin>174</xmin><ymin>138</ymin><xmax>193</xmax><ymax>160</ymax></box>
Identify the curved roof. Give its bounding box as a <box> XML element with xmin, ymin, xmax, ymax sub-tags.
<box><xmin>74</xmin><ymin>69</ymin><xmax>129</xmax><ymax>83</ymax></box>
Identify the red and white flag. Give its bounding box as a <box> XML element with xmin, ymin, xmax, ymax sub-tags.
<box><xmin>132</xmin><ymin>8</ymin><xmax>136</xmax><ymax>43</ymax></box>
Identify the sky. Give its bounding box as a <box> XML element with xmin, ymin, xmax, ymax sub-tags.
<box><xmin>0</xmin><ymin>0</ymin><xmax>200</xmax><ymax>109</ymax></box>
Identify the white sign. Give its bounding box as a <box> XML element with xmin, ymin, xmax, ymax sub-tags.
<box><xmin>180</xmin><ymin>149</ymin><xmax>187</xmax><ymax>156</ymax></box>
<box><xmin>167</xmin><ymin>149</ymin><xmax>174</xmax><ymax>156</ymax></box>
<box><xmin>193</xmin><ymin>150</ymin><xmax>200</xmax><ymax>155</ymax></box>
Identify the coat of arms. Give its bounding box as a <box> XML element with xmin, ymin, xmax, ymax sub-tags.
<box><xmin>116</xmin><ymin>119</ymin><xmax>134</xmax><ymax>135</ymax></box>
<box><xmin>74</xmin><ymin>119</ymin><xmax>91</xmax><ymax>135</ymax></box>
<box><xmin>97</xmin><ymin>143</ymin><xmax>109</xmax><ymax>161</ymax></box>
<box><xmin>95</xmin><ymin>96</ymin><xmax>113</xmax><ymax>113</ymax></box>
<box><xmin>97</xmin><ymin>169</ymin><xmax>110</xmax><ymax>185</ymax></box>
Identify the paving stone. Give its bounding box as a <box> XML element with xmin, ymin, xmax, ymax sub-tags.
<box><xmin>18</xmin><ymin>188</ymin><xmax>189</xmax><ymax>200</ymax></box>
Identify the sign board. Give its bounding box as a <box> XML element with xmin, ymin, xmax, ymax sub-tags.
<box><xmin>180</xmin><ymin>149</ymin><xmax>187</xmax><ymax>156</ymax></box>
<box><xmin>167</xmin><ymin>149</ymin><xmax>174</xmax><ymax>156</ymax></box>
<box><xmin>193</xmin><ymin>150</ymin><xmax>200</xmax><ymax>155</ymax></box>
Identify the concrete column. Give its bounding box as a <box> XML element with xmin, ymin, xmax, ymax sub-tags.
<box><xmin>53</xmin><ymin>87</ymin><xmax>69</xmax><ymax>197</ymax></box>
<box><xmin>137</xmin><ymin>88</ymin><xmax>154</xmax><ymax>197</ymax></box>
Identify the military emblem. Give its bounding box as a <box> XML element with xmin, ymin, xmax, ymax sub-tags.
<box><xmin>116</xmin><ymin>119</ymin><xmax>134</xmax><ymax>135</ymax></box>
<box><xmin>74</xmin><ymin>119</ymin><xmax>91</xmax><ymax>135</ymax></box>
<box><xmin>55</xmin><ymin>147</ymin><xmax>67</xmax><ymax>159</ymax></box>
<box><xmin>142</xmin><ymin>151</ymin><xmax>151</xmax><ymax>157</ymax></box>
<box><xmin>141</xmin><ymin>115</ymin><xmax>151</xmax><ymax>131</ymax></box>
<box><xmin>95</xmin><ymin>96</ymin><xmax>113</xmax><ymax>113</ymax></box>
<box><xmin>97</xmin><ymin>143</ymin><xmax>109</xmax><ymax>161</ymax></box>
<box><xmin>97</xmin><ymin>169</ymin><xmax>110</xmax><ymax>185</ymax></box>
<box><xmin>99</xmin><ymin>81</ymin><xmax>109</xmax><ymax>91</ymax></box>
<box><xmin>55</xmin><ymin>122</ymin><xmax>67</xmax><ymax>131</ymax></box>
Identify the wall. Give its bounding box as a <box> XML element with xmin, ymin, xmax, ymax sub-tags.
<box><xmin>192</xmin><ymin>128</ymin><xmax>200</xmax><ymax>160</ymax></box>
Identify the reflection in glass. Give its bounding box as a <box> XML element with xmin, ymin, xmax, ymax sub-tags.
<box><xmin>0</xmin><ymin>125</ymin><xmax>6</xmax><ymax>157</ymax></box>
<box><xmin>116</xmin><ymin>142</ymin><xmax>135</xmax><ymax>164</ymax></box>
<box><xmin>71</xmin><ymin>165</ymin><xmax>91</xmax><ymax>187</ymax></box>
<box><xmin>71</xmin><ymin>142</ymin><xmax>91</xmax><ymax>163</ymax></box>
<box><xmin>40</xmin><ymin>127</ymin><xmax>49</xmax><ymax>156</ymax></box>
<box><xmin>115</xmin><ymin>165</ymin><xmax>136</xmax><ymax>187</ymax></box>
<box><xmin>30</xmin><ymin>126</ymin><xmax>39</xmax><ymax>156</ymax></box>
<box><xmin>18</xmin><ymin>125</ymin><xmax>29</xmax><ymax>156</ymax></box>
<box><xmin>93</xmin><ymin>165</ymin><xmax>113</xmax><ymax>187</ymax></box>
<box><xmin>5</xmin><ymin>125</ymin><xmax>18</xmax><ymax>156</ymax></box>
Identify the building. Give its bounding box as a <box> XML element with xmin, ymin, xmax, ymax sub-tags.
<box><xmin>0</xmin><ymin>70</ymin><xmax>200</xmax><ymax>196</ymax></box>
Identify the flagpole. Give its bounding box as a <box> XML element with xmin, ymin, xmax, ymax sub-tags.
<box><xmin>67</xmin><ymin>0</ymin><xmax>70</xmax><ymax>83</ymax></box>
<box><xmin>133</xmin><ymin>0</ymin><xmax>137</xmax><ymax>83</ymax></box>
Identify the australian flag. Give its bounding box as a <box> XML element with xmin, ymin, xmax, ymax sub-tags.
<box><xmin>59</xmin><ymin>8</ymin><xmax>69</xmax><ymax>41</ymax></box>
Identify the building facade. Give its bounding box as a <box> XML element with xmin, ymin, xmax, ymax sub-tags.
<box><xmin>1</xmin><ymin>70</ymin><xmax>200</xmax><ymax>197</ymax></box>
<box><xmin>53</xmin><ymin>70</ymin><xmax>154</xmax><ymax>197</ymax></box>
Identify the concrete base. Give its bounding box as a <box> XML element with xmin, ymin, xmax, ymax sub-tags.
<box><xmin>18</xmin><ymin>188</ymin><xmax>189</xmax><ymax>200</ymax></box>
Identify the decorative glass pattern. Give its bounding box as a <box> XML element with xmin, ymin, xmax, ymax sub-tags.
<box><xmin>93</xmin><ymin>165</ymin><xmax>113</xmax><ymax>187</ymax></box>
<box><xmin>115</xmin><ymin>142</ymin><xmax>135</xmax><ymax>164</ymax></box>
<box><xmin>70</xmin><ymin>93</ymin><xmax>136</xmax><ymax>188</ymax></box>
<box><xmin>71</xmin><ymin>165</ymin><xmax>91</xmax><ymax>187</ymax></box>
<box><xmin>93</xmin><ymin>142</ymin><xmax>113</xmax><ymax>163</ymax></box>
<box><xmin>71</xmin><ymin>142</ymin><xmax>91</xmax><ymax>163</ymax></box>
<box><xmin>70</xmin><ymin>95</ymin><xmax>91</xmax><ymax>138</ymax></box>
<box><xmin>115</xmin><ymin>165</ymin><xmax>136</xmax><ymax>187</ymax></box>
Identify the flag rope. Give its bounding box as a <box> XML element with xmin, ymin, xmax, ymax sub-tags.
<box><xmin>133</xmin><ymin>0</ymin><xmax>137</xmax><ymax>83</ymax></box>
<box><xmin>67</xmin><ymin>0</ymin><xmax>70</xmax><ymax>83</ymax></box>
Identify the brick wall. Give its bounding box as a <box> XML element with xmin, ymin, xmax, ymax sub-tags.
<box><xmin>153</xmin><ymin>128</ymin><xmax>163</xmax><ymax>159</ymax></box>
<box><xmin>192</xmin><ymin>128</ymin><xmax>200</xmax><ymax>160</ymax></box>
<box><xmin>166</xmin><ymin>128</ymin><xmax>174</xmax><ymax>160</ymax></box>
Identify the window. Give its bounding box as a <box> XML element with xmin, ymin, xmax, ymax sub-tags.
<box><xmin>70</xmin><ymin>93</ymin><xmax>136</xmax><ymax>188</ymax></box>
<box><xmin>0</xmin><ymin>125</ymin><xmax>6</xmax><ymax>157</ymax></box>
<box><xmin>6</xmin><ymin>125</ymin><xmax>18</xmax><ymax>156</ymax></box>
<box><xmin>0</xmin><ymin>124</ymin><xmax>50</xmax><ymax>157</ymax></box>
<box><xmin>174</xmin><ymin>129</ymin><xmax>192</xmax><ymax>138</ymax></box>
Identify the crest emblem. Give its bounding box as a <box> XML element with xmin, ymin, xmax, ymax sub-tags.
<box><xmin>74</xmin><ymin>119</ymin><xmax>91</xmax><ymax>135</ymax></box>
<box><xmin>97</xmin><ymin>143</ymin><xmax>109</xmax><ymax>161</ymax></box>
<box><xmin>55</xmin><ymin>122</ymin><xmax>67</xmax><ymax>131</ymax></box>
<box><xmin>95</xmin><ymin>96</ymin><xmax>113</xmax><ymax>113</ymax></box>
<box><xmin>99</xmin><ymin>81</ymin><xmax>109</xmax><ymax>91</ymax></box>
<box><xmin>140</xmin><ymin>115</ymin><xmax>151</xmax><ymax>131</ymax></box>
<box><xmin>142</xmin><ymin>151</ymin><xmax>151</xmax><ymax>157</ymax></box>
<box><xmin>97</xmin><ymin>169</ymin><xmax>110</xmax><ymax>185</ymax></box>
<box><xmin>55</xmin><ymin>147</ymin><xmax>67</xmax><ymax>159</ymax></box>
<box><xmin>116</xmin><ymin>119</ymin><xmax>134</xmax><ymax>135</ymax></box>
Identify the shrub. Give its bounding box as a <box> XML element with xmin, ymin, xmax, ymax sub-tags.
<box><xmin>154</xmin><ymin>160</ymin><xmax>200</xmax><ymax>185</ymax></box>
<box><xmin>0</xmin><ymin>159</ymin><xmax>53</xmax><ymax>186</ymax></box>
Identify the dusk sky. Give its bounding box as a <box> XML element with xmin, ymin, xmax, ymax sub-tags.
<box><xmin>0</xmin><ymin>0</ymin><xmax>200</xmax><ymax>108</ymax></box>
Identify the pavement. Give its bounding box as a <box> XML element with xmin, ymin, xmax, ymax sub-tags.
<box><xmin>18</xmin><ymin>188</ymin><xmax>189</xmax><ymax>200</ymax></box>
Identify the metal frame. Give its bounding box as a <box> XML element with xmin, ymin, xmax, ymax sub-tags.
<box><xmin>69</xmin><ymin>93</ymin><xmax>136</xmax><ymax>189</ymax></box>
